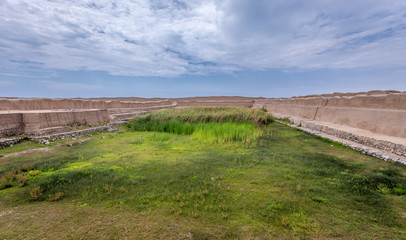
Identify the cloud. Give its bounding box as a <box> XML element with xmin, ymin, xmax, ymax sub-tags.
<box><xmin>0</xmin><ymin>80</ymin><xmax>16</xmax><ymax>87</ymax></box>
<box><xmin>0</xmin><ymin>0</ymin><xmax>405</xmax><ymax>77</ymax></box>
<box><xmin>39</xmin><ymin>80</ymin><xmax>103</xmax><ymax>91</ymax></box>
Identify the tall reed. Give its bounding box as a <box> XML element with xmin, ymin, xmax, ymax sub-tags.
<box><xmin>128</xmin><ymin>107</ymin><xmax>271</xmax><ymax>143</ymax></box>
<box><xmin>128</xmin><ymin>107</ymin><xmax>273</xmax><ymax>128</ymax></box>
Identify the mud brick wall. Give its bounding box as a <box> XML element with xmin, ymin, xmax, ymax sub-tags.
<box><xmin>176</xmin><ymin>100</ymin><xmax>254</xmax><ymax>107</ymax></box>
<box><xmin>0</xmin><ymin>98</ymin><xmax>174</xmax><ymax>110</ymax></box>
<box><xmin>0</xmin><ymin>113</ymin><xmax>23</xmax><ymax>137</ymax></box>
<box><xmin>254</xmin><ymin>92</ymin><xmax>406</xmax><ymax>138</ymax></box>
<box><xmin>20</xmin><ymin>110</ymin><xmax>110</xmax><ymax>134</ymax></box>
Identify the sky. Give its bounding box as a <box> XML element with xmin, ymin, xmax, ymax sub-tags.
<box><xmin>0</xmin><ymin>0</ymin><xmax>405</xmax><ymax>98</ymax></box>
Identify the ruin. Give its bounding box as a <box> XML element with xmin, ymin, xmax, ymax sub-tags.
<box><xmin>1</xmin><ymin>91</ymin><xmax>405</xmax><ymax>163</ymax></box>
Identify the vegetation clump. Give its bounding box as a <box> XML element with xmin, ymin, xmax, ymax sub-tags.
<box><xmin>192</xmin><ymin>122</ymin><xmax>262</xmax><ymax>144</ymax></box>
<box><xmin>29</xmin><ymin>186</ymin><xmax>43</xmax><ymax>200</ymax></box>
<box><xmin>128</xmin><ymin>107</ymin><xmax>273</xmax><ymax>127</ymax></box>
<box><xmin>128</xmin><ymin>107</ymin><xmax>272</xmax><ymax>144</ymax></box>
<box><xmin>47</xmin><ymin>192</ymin><xmax>64</xmax><ymax>201</ymax></box>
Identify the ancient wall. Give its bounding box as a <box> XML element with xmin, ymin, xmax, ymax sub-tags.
<box><xmin>255</xmin><ymin>91</ymin><xmax>406</xmax><ymax>138</ymax></box>
<box><xmin>176</xmin><ymin>100</ymin><xmax>254</xmax><ymax>107</ymax></box>
<box><xmin>37</xmin><ymin>110</ymin><xmax>109</xmax><ymax>129</ymax></box>
<box><xmin>0</xmin><ymin>110</ymin><xmax>110</xmax><ymax>137</ymax></box>
<box><xmin>0</xmin><ymin>98</ymin><xmax>173</xmax><ymax>110</ymax></box>
<box><xmin>0</xmin><ymin>97</ymin><xmax>177</xmax><ymax>137</ymax></box>
<box><xmin>22</xmin><ymin>110</ymin><xmax>110</xmax><ymax>135</ymax></box>
<box><xmin>2</xmin><ymin>93</ymin><xmax>404</xmax><ymax>139</ymax></box>
<box><xmin>0</xmin><ymin>113</ymin><xmax>23</xmax><ymax>136</ymax></box>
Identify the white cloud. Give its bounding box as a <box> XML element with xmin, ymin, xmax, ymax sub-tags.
<box><xmin>0</xmin><ymin>80</ymin><xmax>16</xmax><ymax>87</ymax></box>
<box><xmin>0</xmin><ymin>0</ymin><xmax>405</xmax><ymax>77</ymax></box>
<box><xmin>40</xmin><ymin>80</ymin><xmax>103</xmax><ymax>91</ymax></box>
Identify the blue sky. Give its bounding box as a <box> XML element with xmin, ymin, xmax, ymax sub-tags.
<box><xmin>0</xmin><ymin>0</ymin><xmax>405</xmax><ymax>98</ymax></box>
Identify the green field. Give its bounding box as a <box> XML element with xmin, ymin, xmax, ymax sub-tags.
<box><xmin>0</xmin><ymin>107</ymin><xmax>405</xmax><ymax>239</ymax></box>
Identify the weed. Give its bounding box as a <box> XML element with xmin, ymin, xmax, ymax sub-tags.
<box><xmin>262</xmin><ymin>203</ymin><xmax>284</xmax><ymax>221</ymax></box>
<box><xmin>28</xmin><ymin>170</ymin><xmax>41</xmax><ymax>177</ymax></box>
<box><xmin>103</xmin><ymin>184</ymin><xmax>113</xmax><ymax>195</ymax></box>
<box><xmin>16</xmin><ymin>174</ymin><xmax>29</xmax><ymax>187</ymax></box>
<box><xmin>312</xmin><ymin>197</ymin><xmax>328</xmax><ymax>204</ymax></box>
<box><xmin>191</xmin><ymin>229</ymin><xmax>213</xmax><ymax>240</ymax></box>
<box><xmin>393</xmin><ymin>184</ymin><xmax>405</xmax><ymax>195</ymax></box>
<box><xmin>128</xmin><ymin>107</ymin><xmax>274</xmax><ymax>128</ymax></box>
<box><xmin>30</xmin><ymin>186</ymin><xmax>43</xmax><ymax>200</ymax></box>
<box><xmin>192</xmin><ymin>122</ymin><xmax>262</xmax><ymax>144</ymax></box>
<box><xmin>47</xmin><ymin>192</ymin><xmax>64</xmax><ymax>201</ymax></box>
<box><xmin>0</xmin><ymin>170</ymin><xmax>17</xmax><ymax>189</ymax></box>
<box><xmin>346</xmin><ymin>174</ymin><xmax>371</xmax><ymax>194</ymax></box>
<box><xmin>377</xmin><ymin>183</ymin><xmax>391</xmax><ymax>194</ymax></box>
<box><xmin>279</xmin><ymin>117</ymin><xmax>292</xmax><ymax>124</ymax></box>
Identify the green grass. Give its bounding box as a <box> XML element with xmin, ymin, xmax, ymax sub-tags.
<box><xmin>129</xmin><ymin>120</ymin><xmax>262</xmax><ymax>144</ymax></box>
<box><xmin>278</xmin><ymin>117</ymin><xmax>293</xmax><ymax>125</ymax></box>
<box><xmin>128</xmin><ymin>107</ymin><xmax>269</xmax><ymax>144</ymax></box>
<box><xmin>192</xmin><ymin>122</ymin><xmax>262</xmax><ymax>144</ymax></box>
<box><xmin>0</xmin><ymin>113</ymin><xmax>405</xmax><ymax>239</ymax></box>
<box><xmin>0</xmin><ymin>140</ymin><xmax>45</xmax><ymax>155</ymax></box>
<box><xmin>128</xmin><ymin>106</ymin><xmax>273</xmax><ymax>127</ymax></box>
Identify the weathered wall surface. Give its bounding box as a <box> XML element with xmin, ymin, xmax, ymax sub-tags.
<box><xmin>254</xmin><ymin>91</ymin><xmax>406</xmax><ymax>138</ymax></box>
<box><xmin>0</xmin><ymin>110</ymin><xmax>110</xmax><ymax>136</ymax></box>
<box><xmin>0</xmin><ymin>98</ymin><xmax>173</xmax><ymax>110</ymax></box>
<box><xmin>0</xmin><ymin>97</ymin><xmax>255</xmax><ymax>137</ymax></box>
<box><xmin>0</xmin><ymin>113</ymin><xmax>23</xmax><ymax>136</ymax></box>
<box><xmin>176</xmin><ymin>100</ymin><xmax>254</xmax><ymax>107</ymax></box>
<box><xmin>0</xmin><ymin>98</ymin><xmax>176</xmax><ymax>137</ymax></box>
<box><xmin>2</xmin><ymin>93</ymin><xmax>404</xmax><ymax>139</ymax></box>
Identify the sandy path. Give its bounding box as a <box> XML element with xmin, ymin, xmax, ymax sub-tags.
<box><xmin>2</xmin><ymin>147</ymin><xmax>52</xmax><ymax>158</ymax></box>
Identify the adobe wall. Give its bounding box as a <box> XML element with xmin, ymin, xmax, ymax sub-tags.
<box><xmin>0</xmin><ymin>110</ymin><xmax>110</xmax><ymax>137</ymax></box>
<box><xmin>0</xmin><ymin>98</ymin><xmax>173</xmax><ymax>110</ymax></box>
<box><xmin>0</xmin><ymin>98</ymin><xmax>177</xmax><ymax>137</ymax></box>
<box><xmin>2</xmin><ymin>93</ymin><xmax>403</xmax><ymax>139</ymax></box>
<box><xmin>0</xmin><ymin>113</ymin><xmax>23</xmax><ymax>136</ymax></box>
<box><xmin>22</xmin><ymin>110</ymin><xmax>110</xmax><ymax>135</ymax></box>
<box><xmin>176</xmin><ymin>100</ymin><xmax>254</xmax><ymax>107</ymax></box>
<box><xmin>255</xmin><ymin>91</ymin><xmax>406</xmax><ymax>138</ymax></box>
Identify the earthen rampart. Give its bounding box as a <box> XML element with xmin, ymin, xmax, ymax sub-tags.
<box><xmin>254</xmin><ymin>91</ymin><xmax>406</xmax><ymax>138</ymax></box>
<box><xmin>1</xmin><ymin>93</ymin><xmax>405</xmax><ymax>140</ymax></box>
<box><xmin>0</xmin><ymin>98</ymin><xmax>172</xmax><ymax>110</ymax></box>
<box><xmin>0</xmin><ymin>97</ymin><xmax>254</xmax><ymax>137</ymax></box>
<box><xmin>0</xmin><ymin>113</ymin><xmax>23</xmax><ymax>136</ymax></box>
<box><xmin>176</xmin><ymin>100</ymin><xmax>254</xmax><ymax>107</ymax></box>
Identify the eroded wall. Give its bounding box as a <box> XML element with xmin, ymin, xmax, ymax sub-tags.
<box><xmin>0</xmin><ymin>97</ymin><xmax>254</xmax><ymax>137</ymax></box>
<box><xmin>0</xmin><ymin>98</ymin><xmax>172</xmax><ymax>110</ymax></box>
<box><xmin>0</xmin><ymin>113</ymin><xmax>23</xmax><ymax>136</ymax></box>
<box><xmin>0</xmin><ymin>98</ymin><xmax>176</xmax><ymax>137</ymax></box>
<box><xmin>2</xmin><ymin>93</ymin><xmax>404</xmax><ymax>139</ymax></box>
<box><xmin>255</xmin><ymin>92</ymin><xmax>406</xmax><ymax>138</ymax></box>
<box><xmin>0</xmin><ymin>110</ymin><xmax>110</xmax><ymax>137</ymax></box>
<box><xmin>176</xmin><ymin>100</ymin><xmax>254</xmax><ymax>107</ymax></box>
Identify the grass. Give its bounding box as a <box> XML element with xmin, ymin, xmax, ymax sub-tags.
<box><xmin>192</xmin><ymin>122</ymin><xmax>262</xmax><ymax>144</ymax></box>
<box><xmin>0</xmin><ymin>140</ymin><xmax>45</xmax><ymax>155</ymax></box>
<box><xmin>0</xmin><ymin>108</ymin><xmax>405</xmax><ymax>239</ymax></box>
<box><xmin>278</xmin><ymin>117</ymin><xmax>293</xmax><ymax>125</ymax></box>
<box><xmin>128</xmin><ymin>106</ymin><xmax>273</xmax><ymax>127</ymax></box>
<box><xmin>128</xmin><ymin>107</ymin><xmax>268</xmax><ymax>144</ymax></box>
